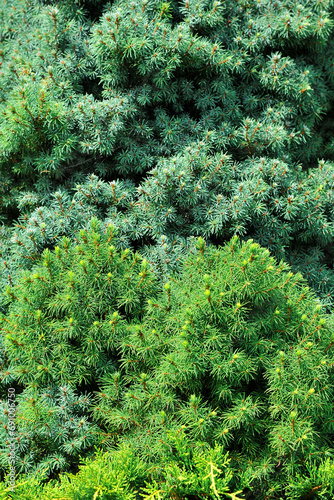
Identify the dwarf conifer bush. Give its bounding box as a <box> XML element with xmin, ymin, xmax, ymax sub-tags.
<box><xmin>1</xmin><ymin>226</ymin><xmax>334</xmax><ymax>498</ymax></box>
<box><xmin>1</xmin><ymin>218</ymin><xmax>157</xmax><ymax>387</ymax></box>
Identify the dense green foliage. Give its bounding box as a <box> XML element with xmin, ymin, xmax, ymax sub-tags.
<box><xmin>1</xmin><ymin>226</ymin><xmax>334</xmax><ymax>498</ymax></box>
<box><xmin>0</xmin><ymin>0</ymin><xmax>334</xmax><ymax>309</ymax></box>
<box><xmin>1</xmin><ymin>0</ymin><xmax>334</xmax><ymax>498</ymax></box>
<box><xmin>0</xmin><ymin>444</ymin><xmax>242</xmax><ymax>500</ymax></box>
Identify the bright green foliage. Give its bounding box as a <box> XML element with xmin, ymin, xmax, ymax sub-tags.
<box><xmin>91</xmin><ymin>235</ymin><xmax>334</xmax><ymax>495</ymax></box>
<box><xmin>1</xmin><ymin>447</ymin><xmax>334</xmax><ymax>499</ymax></box>
<box><xmin>0</xmin><ymin>442</ymin><xmax>241</xmax><ymax>500</ymax></box>
<box><xmin>1</xmin><ymin>217</ymin><xmax>157</xmax><ymax>386</ymax></box>
<box><xmin>1</xmin><ymin>229</ymin><xmax>334</xmax><ymax>498</ymax></box>
<box><xmin>286</xmin><ymin>458</ymin><xmax>334</xmax><ymax>499</ymax></box>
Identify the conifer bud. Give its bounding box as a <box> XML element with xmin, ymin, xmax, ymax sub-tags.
<box><xmin>141</xmin><ymin>259</ymin><xmax>147</xmax><ymax>269</ymax></box>
<box><xmin>197</xmin><ymin>237</ymin><xmax>206</xmax><ymax>254</ymax></box>
<box><xmin>43</xmin><ymin>250</ymin><xmax>51</xmax><ymax>268</ymax></box>
<box><xmin>190</xmin><ymin>395</ymin><xmax>198</xmax><ymax>405</ymax></box>
<box><xmin>122</xmin><ymin>249</ymin><xmax>130</xmax><ymax>260</ymax></box>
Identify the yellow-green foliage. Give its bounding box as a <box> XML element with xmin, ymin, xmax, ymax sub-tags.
<box><xmin>0</xmin><ymin>439</ymin><xmax>240</xmax><ymax>500</ymax></box>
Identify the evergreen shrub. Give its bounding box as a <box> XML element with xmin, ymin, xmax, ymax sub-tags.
<box><xmin>1</xmin><ymin>224</ymin><xmax>334</xmax><ymax>498</ymax></box>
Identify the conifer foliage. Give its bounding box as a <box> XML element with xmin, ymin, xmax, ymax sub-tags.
<box><xmin>1</xmin><ymin>225</ymin><xmax>334</xmax><ymax>498</ymax></box>
<box><xmin>0</xmin><ymin>0</ymin><xmax>333</xmax><ymax>310</ymax></box>
<box><xmin>2</xmin><ymin>218</ymin><xmax>156</xmax><ymax>387</ymax></box>
<box><xmin>1</xmin><ymin>0</ymin><xmax>334</xmax><ymax>498</ymax></box>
